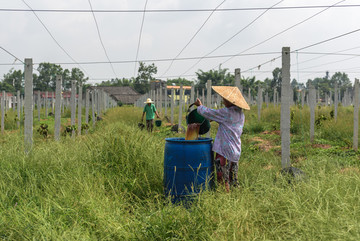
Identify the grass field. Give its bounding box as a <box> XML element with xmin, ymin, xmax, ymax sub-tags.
<box><xmin>0</xmin><ymin>105</ymin><xmax>359</xmax><ymax>240</ymax></box>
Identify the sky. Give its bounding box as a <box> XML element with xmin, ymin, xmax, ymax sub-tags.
<box><xmin>1</xmin><ymin>0</ymin><xmax>360</xmax><ymax>85</ymax></box>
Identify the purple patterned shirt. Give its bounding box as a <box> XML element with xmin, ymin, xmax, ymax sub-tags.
<box><xmin>197</xmin><ymin>105</ymin><xmax>245</xmax><ymax>163</ymax></box>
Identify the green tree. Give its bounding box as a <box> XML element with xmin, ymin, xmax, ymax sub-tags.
<box><xmin>2</xmin><ymin>68</ymin><xmax>23</xmax><ymax>93</ymax></box>
<box><xmin>330</xmin><ymin>72</ymin><xmax>351</xmax><ymax>97</ymax></box>
<box><xmin>271</xmin><ymin>67</ymin><xmax>282</xmax><ymax>95</ymax></box>
<box><xmin>71</xmin><ymin>68</ymin><xmax>88</xmax><ymax>85</ymax></box>
<box><xmin>166</xmin><ymin>78</ymin><xmax>193</xmax><ymax>86</ymax></box>
<box><xmin>36</xmin><ymin>63</ymin><xmax>63</xmax><ymax>91</ymax></box>
<box><xmin>134</xmin><ymin>62</ymin><xmax>157</xmax><ymax>94</ymax></box>
<box><xmin>195</xmin><ymin>68</ymin><xmax>232</xmax><ymax>91</ymax></box>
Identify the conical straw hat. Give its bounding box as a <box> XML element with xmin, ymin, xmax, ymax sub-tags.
<box><xmin>212</xmin><ymin>86</ymin><xmax>250</xmax><ymax>110</ymax></box>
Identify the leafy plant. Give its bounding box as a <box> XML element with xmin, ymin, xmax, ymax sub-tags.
<box><xmin>315</xmin><ymin>114</ymin><xmax>327</xmax><ymax>127</ymax></box>
<box><xmin>81</xmin><ymin>123</ymin><xmax>90</xmax><ymax>131</ymax></box>
<box><xmin>63</xmin><ymin>125</ymin><xmax>77</xmax><ymax>136</ymax></box>
<box><xmin>37</xmin><ymin>123</ymin><xmax>49</xmax><ymax>138</ymax></box>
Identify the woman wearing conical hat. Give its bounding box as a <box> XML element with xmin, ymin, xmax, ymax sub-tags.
<box><xmin>194</xmin><ymin>86</ymin><xmax>250</xmax><ymax>192</ymax></box>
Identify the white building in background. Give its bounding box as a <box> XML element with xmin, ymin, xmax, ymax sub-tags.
<box><xmin>0</xmin><ymin>92</ymin><xmax>14</xmax><ymax>109</ymax></box>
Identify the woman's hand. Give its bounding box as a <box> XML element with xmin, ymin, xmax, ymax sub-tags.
<box><xmin>194</xmin><ymin>98</ymin><xmax>202</xmax><ymax>107</ymax></box>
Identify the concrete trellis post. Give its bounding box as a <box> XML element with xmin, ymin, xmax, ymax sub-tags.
<box><xmin>1</xmin><ymin>91</ymin><xmax>5</xmax><ymax>134</ymax></box>
<box><xmin>216</xmin><ymin>93</ymin><xmax>221</xmax><ymax>108</ymax></box>
<box><xmin>353</xmin><ymin>79</ymin><xmax>359</xmax><ymax>151</ymax></box>
<box><xmin>5</xmin><ymin>95</ymin><xmax>8</xmax><ymax>112</ymax></box>
<box><xmin>52</xmin><ymin>92</ymin><xmax>55</xmax><ymax>113</ymax></box>
<box><xmin>159</xmin><ymin>85</ymin><xmax>163</xmax><ymax>115</ymax></box>
<box><xmin>38</xmin><ymin>91</ymin><xmax>41</xmax><ymax>121</ymax></box>
<box><xmin>17</xmin><ymin>90</ymin><xmax>20</xmax><ymax>129</ymax></box>
<box><xmin>71</xmin><ymin>80</ymin><xmax>76</xmax><ymax>137</ymax></box>
<box><xmin>207</xmin><ymin>80</ymin><xmax>212</xmax><ymax>109</ymax></box>
<box><xmin>171</xmin><ymin>88</ymin><xmax>174</xmax><ymax>125</ymax></box>
<box><xmin>329</xmin><ymin>91</ymin><xmax>332</xmax><ymax>106</ymax></box>
<box><xmin>54</xmin><ymin>75</ymin><xmax>62</xmax><ymax>141</ymax></box>
<box><xmin>178</xmin><ymin>85</ymin><xmax>183</xmax><ymax>133</ymax></box>
<box><xmin>309</xmin><ymin>83</ymin><xmax>316</xmax><ymax>143</ymax></box>
<box><xmin>164</xmin><ymin>86</ymin><xmax>168</xmax><ymax>117</ymax></box>
<box><xmin>20</xmin><ymin>95</ymin><xmax>23</xmax><ymax>115</ymax></box>
<box><xmin>45</xmin><ymin>91</ymin><xmax>48</xmax><ymax>117</ymax></box>
<box><xmin>190</xmin><ymin>82</ymin><xmax>195</xmax><ymax>105</ymax></box>
<box><xmin>96</xmin><ymin>89</ymin><xmax>100</xmax><ymax>117</ymax></box>
<box><xmin>290</xmin><ymin>88</ymin><xmax>294</xmax><ymax>106</ymax></box>
<box><xmin>24</xmin><ymin>59</ymin><xmax>33</xmax><ymax>152</ymax></box>
<box><xmin>77</xmin><ymin>83</ymin><xmax>82</xmax><ymax>136</ymax></box>
<box><xmin>334</xmin><ymin>82</ymin><xmax>338</xmax><ymax>121</ymax></box>
<box><xmin>281</xmin><ymin>47</ymin><xmax>291</xmax><ymax>169</ymax></box>
<box><xmin>273</xmin><ymin>89</ymin><xmax>277</xmax><ymax>107</ymax></box>
<box><xmin>265</xmin><ymin>92</ymin><xmax>269</xmax><ymax>108</ymax></box>
<box><xmin>202</xmin><ymin>88</ymin><xmax>205</xmax><ymax>104</ymax></box>
<box><xmin>248</xmin><ymin>89</ymin><xmax>252</xmax><ymax>106</ymax></box>
<box><xmin>92</xmin><ymin>91</ymin><xmax>96</xmax><ymax>127</ymax></box>
<box><xmin>301</xmin><ymin>90</ymin><xmax>305</xmax><ymax>108</ymax></box>
<box><xmin>85</xmin><ymin>89</ymin><xmax>90</xmax><ymax>133</ymax></box>
<box><xmin>257</xmin><ymin>87</ymin><xmax>262</xmax><ymax>121</ymax></box>
<box><xmin>235</xmin><ymin>68</ymin><xmax>242</xmax><ymax>92</ymax></box>
<box><xmin>206</xmin><ymin>80</ymin><xmax>212</xmax><ymax>137</ymax></box>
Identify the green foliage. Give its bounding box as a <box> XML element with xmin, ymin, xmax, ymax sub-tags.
<box><xmin>37</xmin><ymin>123</ymin><xmax>49</xmax><ymax>138</ymax></box>
<box><xmin>0</xmin><ymin>107</ymin><xmax>359</xmax><ymax>240</ymax></box>
<box><xmin>35</xmin><ymin>62</ymin><xmax>63</xmax><ymax>90</ymax></box>
<box><xmin>81</xmin><ymin>123</ymin><xmax>89</xmax><ymax>131</ymax></box>
<box><xmin>166</xmin><ymin>77</ymin><xmax>193</xmax><ymax>86</ymax></box>
<box><xmin>195</xmin><ymin>68</ymin><xmax>232</xmax><ymax>90</ymax></box>
<box><xmin>1</xmin><ymin>68</ymin><xmax>22</xmax><ymax>93</ymax></box>
<box><xmin>63</xmin><ymin>124</ymin><xmax>77</xmax><ymax>136</ymax></box>
<box><xmin>315</xmin><ymin>114</ymin><xmax>327</xmax><ymax>127</ymax></box>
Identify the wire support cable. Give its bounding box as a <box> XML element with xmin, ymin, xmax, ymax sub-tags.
<box><xmin>0</xmin><ymin>51</ymin><xmax>280</xmax><ymax>66</ymax></box>
<box><xmin>180</xmin><ymin>0</ymin><xmax>284</xmax><ymax>77</ymax></box>
<box><xmin>220</xmin><ymin>0</ymin><xmax>345</xmax><ymax>70</ymax></box>
<box><xmin>160</xmin><ymin>0</ymin><xmax>227</xmax><ymax>78</ymax></box>
<box><xmin>133</xmin><ymin>0</ymin><xmax>148</xmax><ymax>77</ymax></box>
<box><xmin>1</xmin><ymin>4</ymin><xmax>359</xmax><ymax>13</ymax></box>
<box><xmin>88</xmin><ymin>0</ymin><xmax>118</xmax><ymax>78</ymax></box>
<box><xmin>21</xmin><ymin>0</ymin><xmax>92</xmax><ymax>78</ymax></box>
<box><xmin>0</xmin><ymin>46</ymin><xmax>24</xmax><ymax>64</ymax></box>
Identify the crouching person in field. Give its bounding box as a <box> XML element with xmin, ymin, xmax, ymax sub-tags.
<box><xmin>194</xmin><ymin>86</ymin><xmax>250</xmax><ymax>192</ymax></box>
<box><xmin>142</xmin><ymin>98</ymin><xmax>160</xmax><ymax>132</ymax></box>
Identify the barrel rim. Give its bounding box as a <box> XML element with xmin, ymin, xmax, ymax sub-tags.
<box><xmin>165</xmin><ymin>137</ymin><xmax>212</xmax><ymax>143</ymax></box>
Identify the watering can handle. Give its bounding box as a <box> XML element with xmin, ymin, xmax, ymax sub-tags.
<box><xmin>186</xmin><ymin>103</ymin><xmax>206</xmax><ymax>126</ymax></box>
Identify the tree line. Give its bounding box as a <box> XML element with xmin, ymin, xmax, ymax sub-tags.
<box><xmin>1</xmin><ymin>61</ymin><xmax>353</xmax><ymax>101</ymax></box>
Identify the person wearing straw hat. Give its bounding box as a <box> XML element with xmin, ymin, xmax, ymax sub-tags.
<box><xmin>142</xmin><ymin>98</ymin><xmax>160</xmax><ymax>132</ymax></box>
<box><xmin>194</xmin><ymin>86</ymin><xmax>250</xmax><ymax>192</ymax></box>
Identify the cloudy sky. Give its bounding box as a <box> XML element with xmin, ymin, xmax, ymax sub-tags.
<box><xmin>1</xmin><ymin>0</ymin><xmax>360</xmax><ymax>85</ymax></box>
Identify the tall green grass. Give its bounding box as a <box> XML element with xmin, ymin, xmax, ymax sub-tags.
<box><xmin>0</xmin><ymin>106</ymin><xmax>359</xmax><ymax>240</ymax></box>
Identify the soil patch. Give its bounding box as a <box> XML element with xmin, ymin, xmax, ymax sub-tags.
<box><xmin>250</xmin><ymin>136</ymin><xmax>280</xmax><ymax>152</ymax></box>
<box><xmin>312</xmin><ymin>144</ymin><xmax>331</xmax><ymax>149</ymax></box>
<box><xmin>261</xmin><ymin>130</ymin><xmax>280</xmax><ymax>135</ymax></box>
<box><xmin>263</xmin><ymin>164</ymin><xmax>274</xmax><ymax>170</ymax></box>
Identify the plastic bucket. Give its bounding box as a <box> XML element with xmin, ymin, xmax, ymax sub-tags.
<box><xmin>155</xmin><ymin>120</ymin><xmax>162</xmax><ymax>127</ymax></box>
<box><xmin>186</xmin><ymin>104</ymin><xmax>211</xmax><ymax>135</ymax></box>
<box><xmin>164</xmin><ymin>137</ymin><xmax>214</xmax><ymax>203</ymax></box>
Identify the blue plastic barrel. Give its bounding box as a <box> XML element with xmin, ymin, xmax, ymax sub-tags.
<box><xmin>164</xmin><ymin>137</ymin><xmax>214</xmax><ymax>203</ymax></box>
